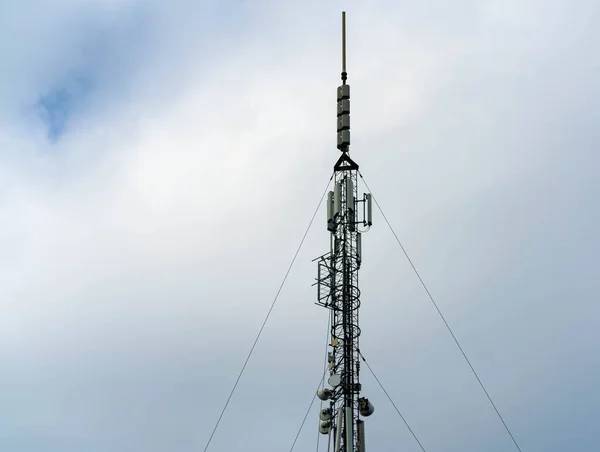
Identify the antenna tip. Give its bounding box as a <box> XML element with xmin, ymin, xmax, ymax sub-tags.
<box><xmin>341</xmin><ymin>11</ymin><xmax>347</xmax><ymax>76</ymax></box>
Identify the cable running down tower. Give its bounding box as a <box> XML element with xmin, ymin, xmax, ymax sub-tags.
<box><xmin>314</xmin><ymin>12</ymin><xmax>374</xmax><ymax>452</ymax></box>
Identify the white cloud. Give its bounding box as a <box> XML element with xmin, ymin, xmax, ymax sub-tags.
<box><xmin>1</xmin><ymin>0</ymin><xmax>599</xmax><ymax>451</ymax></box>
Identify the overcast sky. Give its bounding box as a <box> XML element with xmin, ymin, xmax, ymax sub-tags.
<box><xmin>1</xmin><ymin>0</ymin><xmax>599</xmax><ymax>451</ymax></box>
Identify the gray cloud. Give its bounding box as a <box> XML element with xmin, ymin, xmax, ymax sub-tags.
<box><xmin>0</xmin><ymin>0</ymin><xmax>599</xmax><ymax>451</ymax></box>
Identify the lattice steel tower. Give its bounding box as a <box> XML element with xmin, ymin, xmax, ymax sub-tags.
<box><xmin>314</xmin><ymin>12</ymin><xmax>375</xmax><ymax>452</ymax></box>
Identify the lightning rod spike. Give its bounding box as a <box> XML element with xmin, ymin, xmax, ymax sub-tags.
<box><xmin>341</xmin><ymin>11</ymin><xmax>347</xmax><ymax>84</ymax></box>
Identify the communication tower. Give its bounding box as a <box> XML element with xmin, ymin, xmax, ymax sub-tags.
<box><xmin>314</xmin><ymin>12</ymin><xmax>375</xmax><ymax>452</ymax></box>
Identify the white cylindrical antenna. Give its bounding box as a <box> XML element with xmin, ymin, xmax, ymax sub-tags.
<box><xmin>334</xmin><ymin>409</ymin><xmax>343</xmax><ymax>452</ymax></box>
<box><xmin>357</xmin><ymin>420</ymin><xmax>366</xmax><ymax>452</ymax></box>
<box><xmin>345</xmin><ymin>406</ymin><xmax>353</xmax><ymax>452</ymax></box>
<box><xmin>346</xmin><ymin>177</ymin><xmax>354</xmax><ymax>212</ymax></box>
<box><xmin>366</xmin><ymin>193</ymin><xmax>372</xmax><ymax>226</ymax></box>
<box><xmin>330</xmin><ymin>231</ymin><xmax>333</xmax><ymax>254</ymax></box>
<box><xmin>346</xmin><ymin>177</ymin><xmax>355</xmax><ymax>231</ymax></box>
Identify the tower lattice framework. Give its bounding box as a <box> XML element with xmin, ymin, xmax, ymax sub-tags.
<box><xmin>314</xmin><ymin>11</ymin><xmax>374</xmax><ymax>452</ymax></box>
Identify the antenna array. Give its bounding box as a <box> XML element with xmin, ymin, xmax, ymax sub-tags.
<box><xmin>314</xmin><ymin>12</ymin><xmax>375</xmax><ymax>452</ymax></box>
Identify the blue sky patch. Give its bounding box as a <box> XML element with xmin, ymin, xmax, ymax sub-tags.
<box><xmin>30</xmin><ymin>4</ymin><xmax>160</xmax><ymax>143</ymax></box>
<box><xmin>35</xmin><ymin>77</ymin><xmax>93</xmax><ymax>141</ymax></box>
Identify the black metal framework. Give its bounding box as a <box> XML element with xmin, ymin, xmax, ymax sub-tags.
<box><xmin>314</xmin><ymin>13</ymin><xmax>373</xmax><ymax>451</ymax></box>
<box><xmin>315</xmin><ymin>167</ymin><xmax>369</xmax><ymax>452</ymax></box>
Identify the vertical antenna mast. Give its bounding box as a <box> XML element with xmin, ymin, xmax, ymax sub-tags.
<box><xmin>315</xmin><ymin>12</ymin><xmax>374</xmax><ymax>452</ymax></box>
<box><xmin>342</xmin><ymin>11</ymin><xmax>347</xmax><ymax>78</ymax></box>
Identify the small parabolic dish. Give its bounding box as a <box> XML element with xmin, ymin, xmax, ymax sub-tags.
<box><xmin>328</xmin><ymin>374</ymin><xmax>342</xmax><ymax>387</ymax></box>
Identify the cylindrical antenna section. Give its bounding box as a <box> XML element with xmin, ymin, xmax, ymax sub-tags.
<box><xmin>334</xmin><ymin>183</ymin><xmax>341</xmax><ymax>217</ymax></box>
<box><xmin>357</xmin><ymin>420</ymin><xmax>366</xmax><ymax>452</ymax></box>
<box><xmin>357</xmin><ymin>232</ymin><xmax>362</xmax><ymax>267</ymax></box>
<box><xmin>327</xmin><ymin>191</ymin><xmax>334</xmax><ymax>231</ymax></box>
<box><xmin>345</xmin><ymin>406</ymin><xmax>353</xmax><ymax>452</ymax></box>
<box><xmin>334</xmin><ymin>409</ymin><xmax>343</xmax><ymax>452</ymax></box>
<box><xmin>342</xmin><ymin>11</ymin><xmax>347</xmax><ymax>74</ymax></box>
<box><xmin>346</xmin><ymin>177</ymin><xmax>355</xmax><ymax>231</ymax></box>
<box><xmin>346</xmin><ymin>177</ymin><xmax>354</xmax><ymax>212</ymax></box>
<box><xmin>366</xmin><ymin>194</ymin><xmax>373</xmax><ymax>226</ymax></box>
